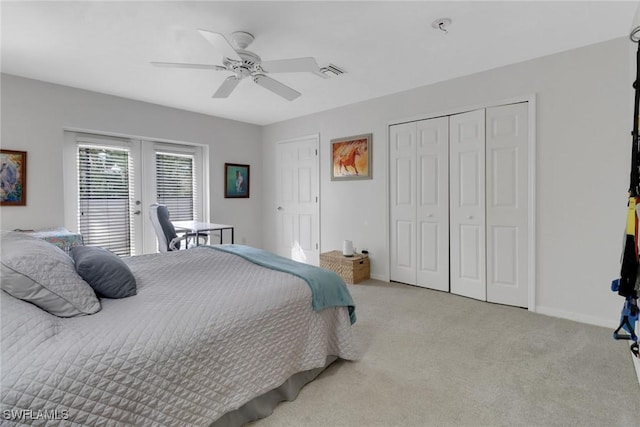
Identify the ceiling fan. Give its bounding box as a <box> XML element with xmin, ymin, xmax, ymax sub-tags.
<box><xmin>151</xmin><ymin>30</ymin><xmax>328</xmax><ymax>101</ymax></box>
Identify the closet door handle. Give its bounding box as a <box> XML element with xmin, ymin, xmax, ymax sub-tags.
<box><xmin>427</xmin><ymin>213</ymin><xmax>434</xmax><ymax>218</ymax></box>
<box><xmin>467</xmin><ymin>215</ymin><xmax>474</xmax><ymax>220</ymax></box>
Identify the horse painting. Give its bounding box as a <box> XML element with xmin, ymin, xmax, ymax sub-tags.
<box><xmin>338</xmin><ymin>145</ymin><xmax>361</xmax><ymax>175</ymax></box>
<box><xmin>331</xmin><ymin>135</ymin><xmax>371</xmax><ymax>180</ymax></box>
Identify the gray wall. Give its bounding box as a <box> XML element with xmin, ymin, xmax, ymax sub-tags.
<box><xmin>262</xmin><ymin>37</ymin><xmax>633</xmax><ymax>328</ymax></box>
<box><xmin>0</xmin><ymin>74</ymin><xmax>263</xmax><ymax>248</ymax></box>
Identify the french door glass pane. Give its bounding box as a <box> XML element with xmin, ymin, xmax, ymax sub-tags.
<box><xmin>156</xmin><ymin>152</ymin><xmax>195</xmax><ymax>221</ymax></box>
<box><xmin>78</xmin><ymin>146</ymin><xmax>133</xmax><ymax>256</ymax></box>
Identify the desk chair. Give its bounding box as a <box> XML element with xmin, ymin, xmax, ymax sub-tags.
<box><xmin>149</xmin><ymin>203</ymin><xmax>207</xmax><ymax>252</ymax></box>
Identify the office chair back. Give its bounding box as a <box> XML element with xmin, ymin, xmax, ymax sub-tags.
<box><xmin>149</xmin><ymin>203</ymin><xmax>183</xmax><ymax>252</ymax></box>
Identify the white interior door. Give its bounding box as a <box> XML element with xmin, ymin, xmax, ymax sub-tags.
<box><xmin>450</xmin><ymin>109</ymin><xmax>486</xmax><ymax>301</ymax></box>
<box><xmin>416</xmin><ymin>117</ymin><xmax>449</xmax><ymax>291</ymax></box>
<box><xmin>390</xmin><ymin>123</ymin><xmax>417</xmax><ymax>285</ymax></box>
<box><xmin>275</xmin><ymin>135</ymin><xmax>319</xmax><ymax>265</ymax></box>
<box><xmin>486</xmin><ymin>103</ymin><xmax>529</xmax><ymax>307</ymax></box>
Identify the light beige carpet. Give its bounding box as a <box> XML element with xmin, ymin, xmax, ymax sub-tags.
<box><xmin>253</xmin><ymin>280</ymin><xmax>640</xmax><ymax>427</ymax></box>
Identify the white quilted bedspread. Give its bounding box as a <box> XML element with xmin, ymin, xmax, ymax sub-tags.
<box><xmin>1</xmin><ymin>247</ymin><xmax>357</xmax><ymax>426</ymax></box>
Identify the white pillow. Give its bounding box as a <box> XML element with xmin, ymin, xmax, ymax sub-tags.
<box><xmin>0</xmin><ymin>231</ymin><xmax>100</xmax><ymax>317</ymax></box>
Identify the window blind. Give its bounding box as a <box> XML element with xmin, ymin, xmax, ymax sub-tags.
<box><xmin>78</xmin><ymin>146</ymin><xmax>133</xmax><ymax>256</ymax></box>
<box><xmin>156</xmin><ymin>152</ymin><xmax>196</xmax><ymax>221</ymax></box>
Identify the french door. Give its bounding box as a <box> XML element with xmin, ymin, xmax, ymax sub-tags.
<box><xmin>141</xmin><ymin>143</ymin><xmax>206</xmax><ymax>254</ymax></box>
<box><xmin>73</xmin><ymin>135</ymin><xmax>143</xmax><ymax>256</ymax></box>
<box><xmin>64</xmin><ymin>132</ymin><xmax>206</xmax><ymax>256</ymax></box>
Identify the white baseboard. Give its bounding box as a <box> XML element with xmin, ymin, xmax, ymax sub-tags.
<box><xmin>369</xmin><ymin>273</ymin><xmax>386</xmax><ymax>282</ymax></box>
<box><xmin>534</xmin><ymin>305</ymin><xmax>618</xmax><ymax>329</ymax></box>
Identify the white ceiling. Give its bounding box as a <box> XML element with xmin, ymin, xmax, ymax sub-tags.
<box><xmin>1</xmin><ymin>1</ymin><xmax>638</xmax><ymax>125</ymax></box>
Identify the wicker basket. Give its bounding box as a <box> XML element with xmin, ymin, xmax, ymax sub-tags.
<box><xmin>320</xmin><ymin>250</ymin><xmax>370</xmax><ymax>284</ymax></box>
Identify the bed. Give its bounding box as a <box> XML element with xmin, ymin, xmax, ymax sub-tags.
<box><xmin>0</xmin><ymin>231</ymin><xmax>358</xmax><ymax>426</ymax></box>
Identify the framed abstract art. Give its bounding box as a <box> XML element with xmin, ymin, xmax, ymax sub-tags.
<box><xmin>224</xmin><ymin>163</ymin><xmax>250</xmax><ymax>198</ymax></box>
<box><xmin>0</xmin><ymin>149</ymin><xmax>27</xmax><ymax>206</ymax></box>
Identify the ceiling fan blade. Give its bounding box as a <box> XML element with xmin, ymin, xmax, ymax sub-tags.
<box><xmin>253</xmin><ymin>74</ymin><xmax>301</xmax><ymax>101</ymax></box>
<box><xmin>213</xmin><ymin>76</ymin><xmax>241</xmax><ymax>98</ymax></box>
<box><xmin>260</xmin><ymin>57</ymin><xmax>321</xmax><ymax>74</ymax></box>
<box><xmin>197</xmin><ymin>29</ymin><xmax>241</xmax><ymax>61</ymax></box>
<box><xmin>151</xmin><ymin>61</ymin><xmax>227</xmax><ymax>71</ymax></box>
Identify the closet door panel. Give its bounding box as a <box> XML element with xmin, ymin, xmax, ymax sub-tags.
<box><xmin>396</xmin><ymin>220</ymin><xmax>415</xmax><ymax>268</ymax></box>
<box><xmin>396</xmin><ymin>158</ymin><xmax>414</xmax><ymax>205</ymax></box>
<box><xmin>491</xmin><ymin>226</ymin><xmax>518</xmax><ymax>284</ymax></box>
<box><xmin>486</xmin><ymin>102</ymin><xmax>529</xmax><ymax>307</ymax></box>
<box><xmin>420</xmin><ymin>155</ymin><xmax>439</xmax><ymax>205</ymax></box>
<box><xmin>450</xmin><ymin>109</ymin><xmax>486</xmax><ymax>301</ymax></box>
<box><xmin>416</xmin><ymin>117</ymin><xmax>449</xmax><ymax>291</ymax></box>
<box><xmin>420</xmin><ymin>222</ymin><xmax>439</xmax><ymax>271</ymax></box>
<box><xmin>459</xmin><ymin>224</ymin><xmax>481</xmax><ymax>279</ymax></box>
<box><xmin>390</xmin><ymin>123</ymin><xmax>417</xmax><ymax>285</ymax></box>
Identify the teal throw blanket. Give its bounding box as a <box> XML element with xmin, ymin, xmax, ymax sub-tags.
<box><xmin>207</xmin><ymin>245</ymin><xmax>356</xmax><ymax>324</ymax></box>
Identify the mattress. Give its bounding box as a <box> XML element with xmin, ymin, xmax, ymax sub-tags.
<box><xmin>1</xmin><ymin>247</ymin><xmax>357</xmax><ymax>426</ymax></box>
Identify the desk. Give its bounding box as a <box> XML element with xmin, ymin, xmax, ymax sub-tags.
<box><xmin>172</xmin><ymin>221</ymin><xmax>234</xmax><ymax>245</ymax></box>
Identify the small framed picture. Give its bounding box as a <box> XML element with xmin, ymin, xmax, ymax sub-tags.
<box><xmin>331</xmin><ymin>133</ymin><xmax>372</xmax><ymax>181</ymax></box>
<box><xmin>224</xmin><ymin>163</ymin><xmax>250</xmax><ymax>198</ymax></box>
<box><xmin>0</xmin><ymin>149</ymin><xmax>27</xmax><ymax>206</ymax></box>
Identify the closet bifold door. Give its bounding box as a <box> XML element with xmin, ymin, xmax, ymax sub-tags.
<box><xmin>390</xmin><ymin>122</ymin><xmax>417</xmax><ymax>285</ymax></box>
<box><xmin>486</xmin><ymin>102</ymin><xmax>529</xmax><ymax>307</ymax></box>
<box><xmin>449</xmin><ymin>109</ymin><xmax>487</xmax><ymax>301</ymax></box>
<box><xmin>391</xmin><ymin>102</ymin><xmax>529</xmax><ymax>305</ymax></box>
<box><xmin>416</xmin><ymin>117</ymin><xmax>449</xmax><ymax>291</ymax></box>
<box><xmin>390</xmin><ymin>117</ymin><xmax>449</xmax><ymax>291</ymax></box>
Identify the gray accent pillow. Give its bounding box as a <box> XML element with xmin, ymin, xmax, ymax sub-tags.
<box><xmin>0</xmin><ymin>231</ymin><xmax>101</xmax><ymax>317</ymax></box>
<box><xmin>70</xmin><ymin>246</ymin><xmax>137</xmax><ymax>298</ymax></box>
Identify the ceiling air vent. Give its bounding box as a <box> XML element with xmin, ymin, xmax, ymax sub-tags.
<box><xmin>319</xmin><ymin>64</ymin><xmax>346</xmax><ymax>78</ymax></box>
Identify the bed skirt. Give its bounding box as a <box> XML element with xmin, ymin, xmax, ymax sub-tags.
<box><xmin>211</xmin><ymin>356</ymin><xmax>338</xmax><ymax>427</ymax></box>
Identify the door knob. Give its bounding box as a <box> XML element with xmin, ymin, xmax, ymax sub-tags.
<box><xmin>134</xmin><ymin>210</ymin><xmax>141</xmax><ymax>215</ymax></box>
<box><xmin>467</xmin><ymin>215</ymin><xmax>474</xmax><ymax>220</ymax></box>
<box><xmin>277</xmin><ymin>206</ymin><xmax>283</xmax><ymax>211</ymax></box>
